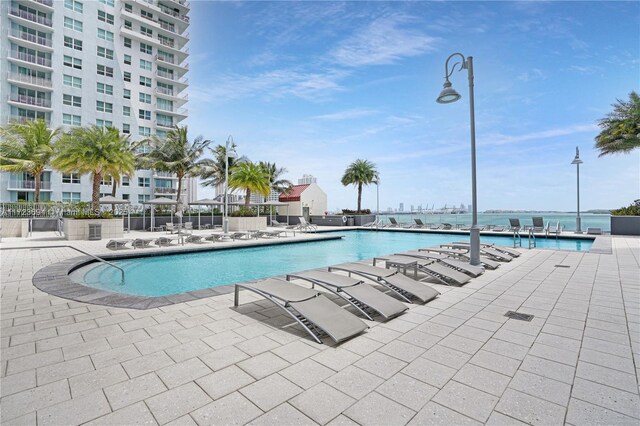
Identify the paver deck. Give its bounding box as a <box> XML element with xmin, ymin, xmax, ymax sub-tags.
<box><xmin>1</xmin><ymin>232</ymin><xmax>638</xmax><ymax>425</ymax></box>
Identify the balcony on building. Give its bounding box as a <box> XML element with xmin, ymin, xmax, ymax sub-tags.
<box><xmin>154</xmin><ymin>86</ymin><xmax>188</xmax><ymax>106</ymax></box>
<box><xmin>8</xmin><ymin>114</ymin><xmax>50</xmax><ymax>126</ymax></box>
<box><xmin>27</xmin><ymin>0</ymin><xmax>54</xmax><ymax>11</ymax></box>
<box><xmin>8</xmin><ymin>50</ymin><xmax>53</xmax><ymax>70</ymax></box>
<box><xmin>7</xmin><ymin>72</ymin><xmax>53</xmax><ymax>91</ymax></box>
<box><xmin>155</xmin><ymin>120</ymin><xmax>176</xmax><ymax>130</ymax></box>
<box><xmin>8</xmin><ymin>94</ymin><xmax>52</xmax><ymax>111</ymax></box>
<box><xmin>8</xmin><ymin>28</ymin><xmax>53</xmax><ymax>51</ymax></box>
<box><xmin>154</xmin><ymin>54</ymin><xmax>189</xmax><ymax>73</ymax></box>
<box><xmin>153</xmin><ymin>171</ymin><xmax>179</xmax><ymax>179</ymax></box>
<box><xmin>9</xmin><ymin>6</ymin><xmax>53</xmax><ymax>29</ymax></box>
<box><xmin>157</xmin><ymin>3</ymin><xmax>190</xmax><ymax>24</ymax></box>
<box><xmin>155</xmin><ymin>70</ymin><xmax>188</xmax><ymax>87</ymax></box>
<box><xmin>155</xmin><ymin>103</ymin><xmax>188</xmax><ymax>119</ymax></box>
<box><xmin>7</xmin><ymin>179</ymin><xmax>52</xmax><ymax>191</ymax></box>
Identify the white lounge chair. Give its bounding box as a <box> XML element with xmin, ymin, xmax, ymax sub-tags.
<box><xmin>106</xmin><ymin>239</ymin><xmax>130</xmax><ymax>250</ymax></box>
<box><xmin>440</xmin><ymin>243</ymin><xmax>513</xmax><ymax>262</ymax></box>
<box><xmin>376</xmin><ymin>255</ymin><xmax>471</xmax><ymax>286</ymax></box>
<box><xmin>398</xmin><ymin>250</ymin><xmax>485</xmax><ymax>277</ymax></box>
<box><xmin>546</xmin><ymin>221</ymin><xmax>562</xmax><ymax>239</ymax></box>
<box><xmin>132</xmin><ymin>238</ymin><xmax>154</xmax><ymax>249</ymax></box>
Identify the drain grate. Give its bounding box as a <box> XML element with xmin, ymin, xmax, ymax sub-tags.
<box><xmin>504</xmin><ymin>311</ymin><xmax>534</xmax><ymax>321</ymax></box>
<box><xmin>554</xmin><ymin>264</ymin><xmax>570</xmax><ymax>268</ymax></box>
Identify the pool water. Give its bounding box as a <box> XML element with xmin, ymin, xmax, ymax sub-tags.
<box><xmin>72</xmin><ymin>231</ymin><xmax>593</xmax><ymax>297</ymax></box>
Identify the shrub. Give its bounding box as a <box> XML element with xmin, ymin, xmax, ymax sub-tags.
<box><xmin>611</xmin><ymin>200</ymin><xmax>640</xmax><ymax>216</ymax></box>
<box><xmin>341</xmin><ymin>208</ymin><xmax>371</xmax><ymax>215</ymax></box>
<box><xmin>229</xmin><ymin>208</ymin><xmax>256</xmax><ymax>217</ymax></box>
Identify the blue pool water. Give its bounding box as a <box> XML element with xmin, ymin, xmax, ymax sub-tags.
<box><xmin>72</xmin><ymin>231</ymin><xmax>593</xmax><ymax>297</ymax></box>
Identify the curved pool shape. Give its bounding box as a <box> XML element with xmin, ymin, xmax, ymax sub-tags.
<box><xmin>71</xmin><ymin>231</ymin><xmax>593</xmax><ymax>297</ymax></box>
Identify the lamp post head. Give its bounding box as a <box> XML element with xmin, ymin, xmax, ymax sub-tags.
<box><xmin>436</xmin><ymin>79</ymin><xmax>461</xmax><ymax>104</ymax></box>
<box><xmin>571</xmin><ymin>146</ymin><xmax>583</xmax><ymax>165</ymax></box>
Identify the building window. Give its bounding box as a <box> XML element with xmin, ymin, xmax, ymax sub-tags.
<box><xmin>98</xmin><ymin>10</ymin><xmax>114</xmax><ymax>25</ymax></box>
<box><xmin>96</xmin><ymin>101</ymin><xmax>113</xmax><ymax>113</ymax></box>
<box><xmin>63</xmin><ymin>55</ymin><xmax>82</xmax><ymax>69</ymax></box>
<box><xmin>124</xmin><ymin>37</ymin><xmax>132</xmax><ymax>48</ymax></box>
<box><xmin>141</xmin><ymin>9</ymin><xmax>153</xmax><ymax>20</ymax></box>
<box><xmin>122</xmin><ymin>176</ymin><xmax>130</xmax><ymax>186</ymax></box>
<box><xmin>63</xmin><ymin>114</ymin><xmax>81</xmax><ymax>126</ymax></box>
<box><xmin>97</xmin><ymin>65</ymin><xmax>113</xmax><ymax>77</ymax></box>
<box><xmin>124</xmin><ymin>20</ymin><xmax>132</xmax><ymax>30</ymax></box>
<box><xmin>140</xmin><ymin>59</ymin><xmax>152</xmax><ymax>71</ymax></box>
<box><xmin>139</xmin><ymin>76</ymin><xmax>152</xmax><ymax>87</ymax></box>
<box><xmin>96</xmin><ymin>119</ymin><xmax>113</xmax><ymax>128</ymax></box>
<box><xmin>98</xmin><ymin>0</ymin><xmax>114</xmax><ymax>6</ymax></box>
<box><xmin>97</xmin><ymin>29</ymin><xmax>114</xmax><ymax>42</ymax></box>
<box><xmin>62</xmin><ymin>192</ymin><xmax>81</xmax><ymax>203</ymax></box>
<box><xmin>140</xmin><ymin>43</ymin><xmax>152</xmax><ymax>55</ymax></box>
<box><xmin>138</xmin><ymin>109</ymin><xmax>151</xmax><ymax>120</ymax></box>
<box><xmin>140</xmin><ymin>26</ymin><xmax>152</xmax><ymax>37</ymax></box>
<box><xmin>64</xmin><ymin>17</ymin><xmax>83</xmax><ymax>32</ymax></box>
<box><xmin>100</xmin><ymin>176</ymin><xmax>112</xmax><ymax>186</ymax></box>
<box><xmin>123</xmin><ymin>71</ymin><xmax>131</xmax><ymax>82</ymax></box>
<box><xmin>97</xmin><ymin>46</ymin><xmax>114</xmax><ymax>60</ymax></box>
<box><xmin>64</xmin><ymin>36</ymin><xmax>82</xmax><ymax>51</ymax></box>
<box><xmin>64</xmin><ymin>0</ymin><xmax>83</xmax><ymax>13</ymax></box>
<box><xmin>124</xmin><ymin>3</ymin><xmax>133</xmax><ymax>12</ymax></box>
<box><xmin>138</xmin><ymin>177</ymin><xmax>150</xmax><ymax>187</ymax></box>
<box><xmin>138</xmin><ymin>194</ymin><xmax>150</xmax><ymax>203</ymax></box>
<box><xmin>62</xmin><ymin>173</ymin><xmax>80</xmax><ymax>184</ymax></box>
<box><xmin>138</xmin><ymin>126</ymin><xmax>151</xmax><ymax>137</ymax></box>
<box><xmin>122</xmin><ymin>124</ymin><xmax>130</xmax><ymax>134</ymax></box>
<box><xmin>63</xmin><ymin>94</ymin><xmax>81</xmax><ymax>107</ymax></box>
<box><xmin>96</xmin><ymin>82</ymin><xmax>113</xmax><ymax>95</ymax></box>
<box><xmin>139</xmin><ymin>93</ymin><xmax>152</xmax><ymax>104</ymax></box>
<box><xmin>63</xmin><ymin>74</ymin><xmax>82</xmax><ymax>88</ymax></box>
<box><xmin>124</xmin><ymin>54</ymin><xmax>131</xmax><ymax>65</ymax></box>
<box><xmin>122</xmin><ymin>193</ymin><xmax>130</xmax><ymax>201</ymax></box>
<box><xmin>123</xmin><ymin>89</ymin><xmax>131</xmax><ymax>99</ymax></box>
<box><xmin>123</xmin><ymin>106</ymin><xmax>131</xmax><ymax>116</ymax></box>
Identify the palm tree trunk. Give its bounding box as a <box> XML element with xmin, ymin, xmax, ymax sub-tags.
<box><xmin>34</xmin><ymin>171</ymin><xmax>41</xmax><ymax>203</ymax></box>
<box><xmin>245</xmin><ymin>188</ymin><xmax>251</xmax><ymax>209</ymax></box>
<box><xmin>111</xmin><ymin>179</ymin><xmax>118</xmax><ymax>212</ymax></box>
<box><xmin>357</xmin><ymin>183</ymin><xmax>363</xmax><ymax>212</ymax></box>
<box><xmin>92</xmin><ymin>173</ymin><xmax>101</xmax><ymax>213</ymax></box>
<box><xmin>176</xmin><ymin>173</ymin><xmax>183</xmax><ymax>219</ymax></box>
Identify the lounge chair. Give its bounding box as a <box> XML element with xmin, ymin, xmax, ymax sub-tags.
<box><xmin>508</xmin><ymin>218</ymin><xmax>521</xmax><ymax>231</ymax></box>
<box><xmin>328</xmin><ymin>263</ymin><xmax>440</xmax><ymax>303</ymax></box>
<box><xmin>230</xmin><ymin>231</ymin><xmax>256</xmax><ymax>240</ymax></box>
<box><xmin>397</xmin><ymin>250</ymin><xmax>485</xmax><ymax>277</ymax></box>
<box><xmin>185</xmin><ymin>235</ymin><xmax>205</xmax><ymax>243</ymax></box>
<box><xmin>184</xmin><ymin>222</ymin><xmax>193</xmax><ymax>231</ymax></box>
<box><xmin>165</xmin><ymin>223</ymin><xmax>175</xmax><ymax>234</ymax></box>
<box><xmin>414</xmin><ymin>219</ymin><xmax>427</xmax><ymax>228</ymax></box>
<box><xmin>106</xmin><ymin>239</ymin><xmax>130</xmax><ymax>250</ymax></box>
<box><xmin>298</xmin><ymin>217</ymin><xmax>317</xmax><ymax>232</ymax></box>
<box><xmin>256</xmin><ymin>230</ymin><xmax>285</xmax><ymax>238</ymax></box>
<box><xmin>587</xmin><ymin>227</ymin><xmax>602</xmax><ymax>235</ymax></box>
<box><xmin>155</xmin><ymin>236</ymin><xmax>178</xmax><ymax>247</ymax></box>
<box><xmin>205</xmin><ymin>233</ymin><xmax>226</xmax><ymax>242</ymax></box>
<box><xmin>132</xmin><ymin>238</ymin><xmax>154</xmax><ymax>249</ymax></box>
<box><xmin>492</xmin><ymin>225</ymin><xmax>506</xmax><ymax>232</ymax></box>
<box><xmin>386</xmin><ymin>217</ymin><xmax>400</xmax><ymax>228</ymax></box>
<box><xmin>375</xmin><ymin>255</ymin><xmax>471</xmax><ymax>286</ymax></box>
<box><xmin>286</xmin><ymin>270</ymin><xmax>408</xmax><ymax>321</ymax></box>
<box><xmin>418</xmin><ymin>247</ymin><xmax>501</xmax><ymax>270</ymax></box>
<box><xmin>531</xmin><ymin>217</ymin><xmax>545</xmax><ymax>232</ymax></box>
<box><xmin>440</xmin><ymin>243</ymin><xmax>513</xmax><ymax>262</ymax></box>
<box><xmin>270</xmin><ymin>219</ymin><xmax>288</xmax><ymax>228</ymax></box>
<box><xmin>546</xmin><ymin>221</ymin><xmax>562</xmax><ymax>239</ymax></box>
<box><xmin>451</xmin><ymin>241</ymin><xmax>521</xmax><ymax>258</ymax></box>
<box><xmin>362</xmin><ymin>219</ymin><xmax>379</xmax><ymax>228</ymax></box>
<box><xmin>234</xmin><ymin>278</ymin><xmax>368</xmax><ymax>344</ymax></box>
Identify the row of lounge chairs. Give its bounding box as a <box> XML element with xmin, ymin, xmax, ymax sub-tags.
<box><xmin>235</xmin><ymin>241</ymin><xmax>518</xmax><ymax>344</ymax></box>
<box><xmin>106</xmin><ymin>230</ymin><xmax>289</xmax><ymax>250</ymax></box>
<box><xmin>271</xmin><ymin>217</ymin><xmax>317</xmax><ymax>232</ymax></box>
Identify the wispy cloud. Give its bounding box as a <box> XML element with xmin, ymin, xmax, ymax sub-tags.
<box><xmin>329</xmin><ymin>14</ymin><xmax>439</xmax><ymax>67</ymax></box>
<box><xmin>312</xmin><ymin>109</ymin><xmax>379</xmax><ymax>121</ymax></box>
<box><xmin>567</xmin><ymin>65</ymin><xmax>602</xmax><ymax>74</ymax></box>
<box><xmin>480</xmin><ymin>124</ymin><xmax>599</xmax><ymax>146</ymax></box>
<box><xmin>517</xmin><ymin>68</ymin><xmax>546</xmax><ymax>82</ymax></box>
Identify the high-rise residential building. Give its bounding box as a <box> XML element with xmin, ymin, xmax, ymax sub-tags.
<box><xmin>298</xmin><ymin>174</ymin><xmax>316</xmax><ymax>185</ymax></box>
<box><xmin>0</xmin><ymin>0</ymin><xmax>192</xmax><ymax>205</ymax></box>
<box><xmin>399</xmin><ymin>202</ymin><xmax>404</xmax><ymax>212</ymax></box>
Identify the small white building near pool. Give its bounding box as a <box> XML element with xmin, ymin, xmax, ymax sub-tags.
<box><xmin>278</xmin><ymin>183</ymin><xmax>327</xmax><ymax>217</ymax></box>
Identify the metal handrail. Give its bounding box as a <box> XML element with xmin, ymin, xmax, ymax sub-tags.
<box><xmin>512</xmin><ymin>228</ymin><xmax>522</xmax><ymax>248</ymax></box>
<box><xmin>66</xmin><ymin>245</ymin><xmax>125</xmax><ymax>285</ymax></box>
<box><xmin>528</xmin><ymin>229</ymin><xmax>536</xmax><ymax>249</ymax></box>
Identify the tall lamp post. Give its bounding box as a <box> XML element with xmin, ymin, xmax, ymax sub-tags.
<box><xmin>571</xmin><ymin>147</ymin><xmax>583</xmax><ymax>234</ymax></box>
<box><xmin>436</xmin><ymin>52</ymin><xmax>480</xmax><ymax>266</ymax></box>
<box><xmin>375</xmin><ymin>180</ymin><xmax>380</xmax><ymax>231</ymax></box>
<box><xmin>222</xmin><ymin>135</ymin><xmax>237</xmax><ymax>241</ymax></box>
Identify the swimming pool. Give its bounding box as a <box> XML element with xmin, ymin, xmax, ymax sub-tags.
<box><xmin>71</xmin><ymin>230</ymin><xmax>593</xmax><ymax>297</ymax></box>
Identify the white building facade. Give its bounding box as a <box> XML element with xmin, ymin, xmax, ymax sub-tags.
<box><xmin>0</xmin><ymin>0</ymin><xmax>192</xmax><ymax>205</ymax></box>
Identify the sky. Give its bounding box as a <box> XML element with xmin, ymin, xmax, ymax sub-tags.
<box><xmin>184</xmin><ymin>1</ymin><xmax>639</xmax><ymax>212</ymax></box>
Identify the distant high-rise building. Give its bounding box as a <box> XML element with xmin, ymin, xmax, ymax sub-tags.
<box><xmin>399</xmin><ymin>203</ymin><xmax>404</xmax><ymax>212</ymax></box>
<box><xmin>0</xmin><ymin>0</ymin><xmax>192</xmax><ymax>205</ymax></box>
<box><xmin>298</xmin><ymin>174</ymin><xmax>317</xmax><ymax>185</ymax></box>
<box><xmin>468</xmin><ymin>204</ymin><xmax>472</xmax><ymax>212</ymax></box>
<box><xmin>410</xmin><ymin>204</ymin><xmax>414</xmax><ymax>212</ymax></box>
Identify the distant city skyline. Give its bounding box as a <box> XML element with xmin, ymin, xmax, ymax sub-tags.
<box><xmin>187</xmin><ymin>1</ymin><xmax>639</xmax><ymax>211</ymax></box>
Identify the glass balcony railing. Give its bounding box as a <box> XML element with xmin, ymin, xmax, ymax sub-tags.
<box><xmin>9</xmin><ymin>28</ymin><xmax>53</xmax><ymax>47</ymax></box>
<box><xmin>8</xmin><ymin>115</ymin><xmax>50</xmax><ymax>125</ymax></box>
<box><xmin>8</xmin><ymin>51</ymin><xmax>52</xmax><ymax>67</ymax></box>
<box><xmin>32</xmin><ymin>0</ymin><xmax>54</xmax><ymax>7</ymax></box>
<box><xmin>9</xmin><ymin>94</ymin><xmax>52</xmax><ymax>108</ymax></box>
<box><xmin>9</xmin><ymin>7</ymin><xmax>53</xmax><ymax>27</ymax></box>
<box><xmin>8</xmin><ymin>72</ymin><xmax>52</xmax><ymax>88</ymax></box>
<box><xmin>7</xmin><ymin>180</ymin><xmax>52</xmax><ymax>190</ymax></box>
<box><xmin>155</xmin><ymin>86</ymin><xmax>188</xmax><ymax>100</ymax></box>
<box><xmin>158</xmin><ymin>4</ymin><xmax>189</xmax><ymax>23</ymax></box>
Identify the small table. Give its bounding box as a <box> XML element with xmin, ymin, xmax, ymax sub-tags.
<box><xmin>373</xmin><ymin>255</ymin><xmax>419</xmax><ymax>279</ymax></box>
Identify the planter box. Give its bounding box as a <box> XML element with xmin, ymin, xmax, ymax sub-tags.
<box><xmin>610</xmin><ymin>216</ymin><xmax>640</xmax><ymax>236</ymax></box>
<box><xmin>63</xmin><ymin>218</ymin><xmax>123</xmax><ymax>240</ymax></box>
<box><xmin>228</xmin><ymin>216</ymin><xmax>267</xmax><ymax>231</ymax></box>
<box><xmin>0</xmin><ymin>218</ymin><xmax>29</xmax><ymax>237</ymax></box>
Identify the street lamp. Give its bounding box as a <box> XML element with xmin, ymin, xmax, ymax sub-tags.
<box><xmin>436</xmin><ymin>52</ymin><xmax>480</xmax><ymax>266</ymax></box>
<box><xmin>221</xmin><ymin>135</ymin><xmax>237</xmax><ymax>241</ymax></box>
<box><xmin>571</xmin><ymin>146</ymin><xmax>583</xmax><ymax>234</ymax></box>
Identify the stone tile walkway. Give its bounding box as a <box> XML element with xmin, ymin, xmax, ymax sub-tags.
<box><xmin>1</xmin><ymin>236</ymin><xmax>638</xmax><ymax>425</ymax></box>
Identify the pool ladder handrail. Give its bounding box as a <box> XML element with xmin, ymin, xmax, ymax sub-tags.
<box><xmin>512</xmin><ymin>228</ymin><xmax>522</xmax><ymax>248</ymax></box>
<box><xmin>66</xmin><ymin>246</ymin><xmax>125</xmax><ymax>285</ymax></box>
<box><xmin>528</xmin><ymin>228</ymin><xmax>536</xmax><ymax>249</ymax></box>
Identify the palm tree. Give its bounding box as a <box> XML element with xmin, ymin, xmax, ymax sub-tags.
<box><xmin>139</xmin><ymin>126</ymin><xmax>211</xmax><ymax>211</ymax></box>
<box><xmin>229</xmin><ymin>161</ymin><xmax>271</xmax><ymax>209</ymax></box>
<box><xmin>0</xmin><ymin>119</ymin><xmax>61</xmax><ymax>202</ymax></box>
<box><xmin>109</xmin><ymin>139</ymin><xmax>144</xmax><ymax>210</ymax></box>
<box><xmin>52</xmin><ymin>125</ymin><xmax>135</xmax><ymax>212</ymax></box>
<box><xmin>341</xmin><ymin>159</ymin><xmax>379</xmax><ymax>212</ymax></box>
<box><xmin>595</xmin><ymin>91</ymin><xmax>640</xmax><ymax>156</ymax></box>
<box><xmin>259</xmin><ymin>161</ymin><xmax>293</xmax><ymax>199</ymax></box>
<box><xmin>200</xmin><ymin>143</ymin><xmax>246</xmax><ymax>189</ymax></box>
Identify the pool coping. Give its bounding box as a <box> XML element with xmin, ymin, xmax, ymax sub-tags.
<box><xmin>32</xmin><ymin>234</ymin><xmax>344</xmax><ymax>309</ymax></box>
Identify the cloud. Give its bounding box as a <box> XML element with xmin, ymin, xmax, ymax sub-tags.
<box><xmin>568</xmin><ymin>65</ymin><xmax>602</xmax><ymax>74</ymax></box>
<box><xmin>480</xmin><ymin>124</ymin><xmax>599</xmax><ymax>146</ymax></box>
<box><xmin>312</xmin><ymin>109</ymin><xmax>379</xmax><ymax>121</ymax></box>
<box><xmin>329</xmin><ymin>14</ymin><xmax>439</xmax><ymax>67</ymax></box>
<box><xmin>517</xmin><ymin>68</ymin><xmax>546</xmax><ymax>82</ymax></box>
